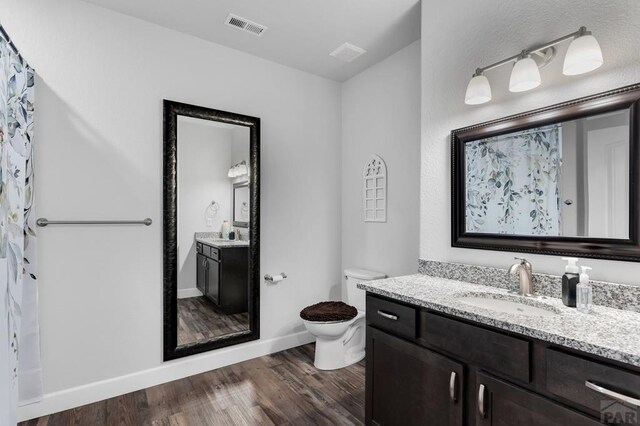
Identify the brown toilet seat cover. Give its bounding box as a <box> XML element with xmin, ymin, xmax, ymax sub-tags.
<box><xmin>300</xmin><ymin>301</ymin><xmax>358</xmax><ymax>322</ymax></box>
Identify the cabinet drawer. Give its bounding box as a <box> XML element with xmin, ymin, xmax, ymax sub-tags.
<box><xmin>546</xmin><ymin>349</ymin><xmax>640</xmax><ymax>415</ymax></box>
<box><xmin>208</xmin><ymin>246</ymin><xmax>220</xmax><ymax>260</ymax></box>
<box><xmin>420</xmin><ymin>312</ymin><xmax>531</xmax><ymax>383</ymax></box>
<box><xmin>366</xmin><ymin>295</ymin><xmax>417</xmax><ymax>340</ymax></box>
<box><xmin>476</xmin><ymin>372</ymin><xmax>602</xmax><ymax>426</ymax></box>
<box><xmin>196</xmin><ymin>242</ymin><xmax>203</xmax><ymax>253</ymax></box>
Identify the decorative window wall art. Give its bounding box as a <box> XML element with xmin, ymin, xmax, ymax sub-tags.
<box><xmin>363</xmin><ymin>155</ymin><xmax>387</xmax><ymax>222</ymax></box>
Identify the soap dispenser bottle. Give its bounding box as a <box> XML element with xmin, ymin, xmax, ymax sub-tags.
<box><xmin>561</xmin><ymin>257</ymin><xmax>580</xmax><ymax>307</ymax></box>
<box><xmin>576</xmin><ymin>266</ymin><xmax>593</xmax><ymax>314</ymax></box>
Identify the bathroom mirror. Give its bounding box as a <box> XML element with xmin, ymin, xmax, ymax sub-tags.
<box><xmin>452</xmin><ymin>83</ymin><xmax>640</xmax><ymax>262</ymax></box>
<box><xmin>163</xmin><ymin>100</ymin><xmax>260</xmax><ymax>360</ymax></box>
<box><xmin>233</xmin><ymin>182</ymin><xmax>249</xmax><ymax>228</ymax></box>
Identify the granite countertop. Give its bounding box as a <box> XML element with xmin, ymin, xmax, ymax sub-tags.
<box><xmin>196</xmin><ymin>236</ymin><xmax>249</xmax><ymax>248</ymax></box>
<box><xmin>358</xmin><ymin>274</ymin><xmax>640</xmax><ymax>367</ymax></box>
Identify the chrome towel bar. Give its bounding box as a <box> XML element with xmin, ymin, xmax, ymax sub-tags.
<box><xmin>36</xmin><ymin>218</ymin><xmax>152</xmax><ymax>227</ymax></box>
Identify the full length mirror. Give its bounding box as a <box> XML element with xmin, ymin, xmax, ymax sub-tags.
<box><xmin>164</xmin><ymin>100</ymin><xmax>260</xmax><ymax>360</ymax></box>
<box><xmin>452</xmin><ymin>84</ymin><xmax>640</xmax><ymax>262</ymax></box>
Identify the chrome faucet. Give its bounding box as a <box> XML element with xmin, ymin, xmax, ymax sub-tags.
<box><xmin>509</xmin><ymin>257</ymin><xmax>533</xmax><ymax>296</ymax></box>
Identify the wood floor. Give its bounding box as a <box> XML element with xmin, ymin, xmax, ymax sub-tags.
<box><xmin>21</xmin><ymin>344</ymin><xmax>365</xmax><ymax>426</ymax></box>
<box><xmin>178</xmin><ymin>297</ymin><xmax>249</xmax><ymax>346</ymax></box>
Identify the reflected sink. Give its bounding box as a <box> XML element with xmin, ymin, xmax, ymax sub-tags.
<box><xmin>456</xmin><ymin>294</ymin><xmax>560</xmax><ymax>317</ymax></box>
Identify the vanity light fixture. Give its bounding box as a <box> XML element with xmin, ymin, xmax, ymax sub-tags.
<box><xmin>228</xmin><ymin>160</ymin><xmax>249</xmax><ymax>178</ymax></box>
<box><xmin>509</xmin><ymin>54</ymin><xmax>541</xmax><ymax>93</ymax></box>
<box><xmin>464</xmin><ymin>26</ymin><xmax>603</xmax><ymax>105</ymax></box>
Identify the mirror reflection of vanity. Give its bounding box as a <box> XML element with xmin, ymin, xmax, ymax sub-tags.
<box><xmin>163</xmin><ymin>100</ymin><xmax>259</xmax><ymax>360</ymax></box>
<box><xmin>452</xmin><ymin>84</ymin><xmax>640</xmax><ymax>261</ymax></box>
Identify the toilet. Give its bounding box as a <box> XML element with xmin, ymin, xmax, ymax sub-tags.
<box><xmin>301</xmin><ymin>268</ymin><xmax>386</xmax><ymax>370</ymax></box>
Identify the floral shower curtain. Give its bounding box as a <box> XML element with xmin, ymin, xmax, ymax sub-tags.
<box><xmin>0</xmin><ymin>31</ymin><xmax>42</xmax><ymax>425</ymax></box>
<box><xmin>465</xmin><ymin>124</ymin><xmax>562</xmax><ymax>236</ymax></box>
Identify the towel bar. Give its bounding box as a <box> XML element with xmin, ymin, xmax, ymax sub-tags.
<box><xmin>36</xmin><ymin>218</ymin><xmax>152</xmax><ymax>227</ymax></box>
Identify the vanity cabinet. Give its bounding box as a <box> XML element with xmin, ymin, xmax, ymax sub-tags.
<box><xmin>196</xmin><ymin>253</ymin><xmax>206</xmax><ymax>294</ymax></box>
<box><xmin>196</xmin><ymin>242</ymin><xmax>248</xmax><ymax>314</ymax></box>
<box><xmin>365</xmin><ymin>294</ymin><xmax>640</xmax><ymax>426</ymax></box>
<box><xmin>475</xmin><ymin>372</ymin><xmax>601</xmax><ymax>426</ymax></box>
<box><xmin>367</xmin><ymin>327</ymin><xmax>464</xmax><ymax>426</ymax></box>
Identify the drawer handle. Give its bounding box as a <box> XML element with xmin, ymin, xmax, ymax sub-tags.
<box><xmin>449</xmin><ymin>371</ymin><xmax>457</xmax><ymax>402</ymax></box>
<box><xmin>377</xmin><ymin>310</ymin><xmax>398</xmax><ymax>321</ymax></box>
<box><xmin>585</xmin><ymin>381</ymin><xmax>640</xmax><ymax>407</ymax></box>
<box><xmin>478</xmin><ymin>384</ymin><xmax>486</xmax><ymax>418</ymax></box>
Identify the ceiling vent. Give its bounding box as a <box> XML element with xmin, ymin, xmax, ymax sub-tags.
<box><xmin>329</xmin><ymin>43</ymin><xmax>367</xmax><ymax>63</ymax></box>
<box><xmin>225</xmin><ymin>14</ymin><xmax>268</xmax><ymax>37</ymax></box>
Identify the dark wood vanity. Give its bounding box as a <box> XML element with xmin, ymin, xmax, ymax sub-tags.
<box><xmin>365</xmin><ymin>293</ymin><xmax>640</xmax><ymax>426</ymax></box>
<box><xmin>196</xmin><ymin>241</ymin><xmax>248</xmax><ymax>315</ymax></box>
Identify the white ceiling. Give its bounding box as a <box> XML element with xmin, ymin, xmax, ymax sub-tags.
<box><xmin>80</xmin><ymin>0</ymin><xmax>421</xmax><ymax>82</ymax></box>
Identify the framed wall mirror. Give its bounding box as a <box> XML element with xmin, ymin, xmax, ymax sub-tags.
<box><xmin>451</xmin><ymin>83</ymin><xmax>640</xmax><ymax>262</ymax></box>
<box><xmin>163</xmin><ymin>100</ymin><xmax>260</xmax><ymax>360</ymax></box>
<box><xmin>233</xmin><ymin>182</ymin><xmax>249</xmax><ymax>228</ymax></box>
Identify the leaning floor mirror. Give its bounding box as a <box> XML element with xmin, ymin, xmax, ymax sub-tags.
<box><xmin>163</xmin><ymin>100</ymin><xmax>260</xmax><ymax>360</ymax></box>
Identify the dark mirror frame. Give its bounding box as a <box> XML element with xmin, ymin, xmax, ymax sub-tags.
<box><xmin>163</xmin><ymin>100</ymin><xmax>260</xmax><ymax>361</ymax></box>
<box><xmin>451</xmin><ymin>83</ymin><xmax>640</xmax><ymax>262</ymax></box>
<box><xmin>232</xmin><ymin>181</ymin><xmax>249</xmax><ymax>228</ymax></box>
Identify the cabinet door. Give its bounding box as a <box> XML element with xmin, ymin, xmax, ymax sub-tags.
<box><xmin>196</xmin><ymin>254</ymin><xmax>206</xmax><ymax>294</ymax></box>
<box><xmin>475</xmin><ymin>372</ymin><xmax>602</xmax><ymax>426</ymax></box>
<box><xmin>205</xmin><ymin>259</ymin><xmax>220</xmax><ymax>304</ymax></box>
<box><xmin>366</xmin><ymin>327</ymin><xmax>464</xmax><ymax>426</ymax></box>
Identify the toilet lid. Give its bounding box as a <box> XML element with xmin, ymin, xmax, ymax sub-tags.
<box><xmin>300</xmin><ymin>301</ymin><xmax>358</xmax><ymax>322</ymax></box>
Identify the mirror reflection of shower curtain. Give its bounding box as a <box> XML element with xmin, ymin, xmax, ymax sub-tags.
<box><xmin>466</xmin><ymin>125</ymin><xmax>562</xmax><ymax>236</ymax></box>
<box><xmin>0</xmin><ymin>31</ymin><xmax>42</xmax><ymax>426</ymax></box>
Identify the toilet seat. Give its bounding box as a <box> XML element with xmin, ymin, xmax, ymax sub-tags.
<box><xmin>300</xmin><ymin>301</ymin><xmax>357</xmax><ymax>323</ymax></box>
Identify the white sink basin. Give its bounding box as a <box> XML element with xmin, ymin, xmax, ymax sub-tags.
<box><xmin>456</xmin><ymin>294</ymin><xmax>560</xmax><ymax>317</ymax></box>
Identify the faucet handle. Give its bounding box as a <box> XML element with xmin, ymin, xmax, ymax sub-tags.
<box><xmin>514</xmin><ymin>256</ymin><xmax>532</xmax><ymax>271</ymax></box>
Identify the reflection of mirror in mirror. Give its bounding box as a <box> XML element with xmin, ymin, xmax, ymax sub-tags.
<box><xmin>465</xmin><ymin>109</ymin><xmax>629</xmax><ymax>238</ymax></box>
<box><xmin>233</xmin><ymin>183</ymin><xmax>250</xmax><ymax>227</ymax></box>
<box><xmin>176</xmin><ymin>115</ymin><xmax>251</xmax><ymax>347</ymax></box>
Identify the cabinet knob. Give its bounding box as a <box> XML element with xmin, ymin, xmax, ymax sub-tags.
<box><xmin>449</xmin><ymin>371</ymin><xmax>457</xmax><ymax>402</ymax></box>
<box><xmin>377</xmin><ymin>310</ymin><xmax>398</xmax><ymax>321</ymax></box>
<box><xmin>585</xmin><ymin>381</ymin><xmax>640</xmax><ymax>407</ymax></box>
<box><xmin>478</xmin><ymin>384</ymin><xmax>487</xmax><ymax>418</ymax></box>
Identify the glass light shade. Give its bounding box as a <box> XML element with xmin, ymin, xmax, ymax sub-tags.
<box><xmin>509</xmin><ymin>57</ymin><xmax>541</xmax><ymax>92</ymax></box>
<box><xmin>563</xmin><ymin>34</ymin><xmax>603</xmax><ymax>76</ymax></box>
<box><xmin>465</xmin><ymin>74</ymin><xmax>492</xmax><ymax>105</ymax></box>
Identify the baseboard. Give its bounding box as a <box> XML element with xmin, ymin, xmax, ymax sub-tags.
<box><xmin>177</xmin><ymin>288</ymin><xmax>203</xmax><ymax>299</ymax></box>
<box><xmin>17</xmin><ymin>331</ymin><xmax>314</xmax><ymax>422</ymax></box>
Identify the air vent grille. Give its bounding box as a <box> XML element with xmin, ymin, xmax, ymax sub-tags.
<box><xmin>225</xmin><ymin>14</ymin><xmax>268</xmax><ymax>37</ymax></box>
<box><xmin>329</xmin><ymin>43</ymin><xmax>367</xmax><ymax>63</ymax></box>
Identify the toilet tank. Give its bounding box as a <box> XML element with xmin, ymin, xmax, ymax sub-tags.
<box><xmin>345</xmin><ymin>268</ymin><xmax>386</xmax><ymax>311</ymax></box>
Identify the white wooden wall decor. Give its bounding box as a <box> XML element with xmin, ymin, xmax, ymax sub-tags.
<box><xmin>363</xmin><ymin>154</ymin><xmax>387</xmax><ymax>222</ymax></box>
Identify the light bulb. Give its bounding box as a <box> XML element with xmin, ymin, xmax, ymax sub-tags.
<box><xmin>465</xmin><ymin>74</ymin><xmax>492</xmax><ymax>105</ymax></box>
<box><xmin>563</xmin><ymin>34</ymin><xmax>603</xmax><ymax>76</ymax></box>
<box><xmin>509</xmin><ymin>57</ymin><xmax>541</xmax><ymax>93</ymax></box>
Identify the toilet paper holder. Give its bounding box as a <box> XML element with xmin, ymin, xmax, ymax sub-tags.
<box><xmin>264</xmin><ymin>273</ymin><xmax>287</xmax><ymax>282</ymax></box>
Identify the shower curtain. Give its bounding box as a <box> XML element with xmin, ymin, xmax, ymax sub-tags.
<box><xmin>465</xmin><ymin>124</ymin><xmax>562</xmax><ymax>236</ymax></box>
<box><xmin>0</xmin><ymin>30</ymin><xmax>42</xmax><ymax>426</ymax></box>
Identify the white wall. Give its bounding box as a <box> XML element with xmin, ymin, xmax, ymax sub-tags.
<box><xmin>421</xmin><ymin>0</ymin><xmax>640</xmax><ymax>284</ymax></box>
<box><xmin>177</xmin><ymin>119</ymin><xmax>232</xmax><ymax>292</ymax></box>
<box><xmin>341</xmin><ymin>41</ymin><xmax>421</xmax><ymax>285</ymax></box>
<box><xmin>2</xmin><ymin>0</ymin><xmax>342</xmax><ymax>419</ymax></box>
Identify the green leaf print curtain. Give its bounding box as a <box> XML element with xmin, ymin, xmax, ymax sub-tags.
<box><xmin>0</xmin><ymin>30</ymin><xmax>42</xmax><ymax>426</ymax></box>
<box><xmin>465</xmin><ymin>124</ymin><xmax>562</xmax><ymax>236</ymax></box>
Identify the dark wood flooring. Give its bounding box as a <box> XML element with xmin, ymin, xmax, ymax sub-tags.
<box><xmin>20</xmin><ymin>344</ymin><xmax>364</xmax><ymax>425</ymax></box>
<box><xmin>178</xmin><ymin>297</ymin><xmax>249</xmax><ymax>346</ymax></box>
